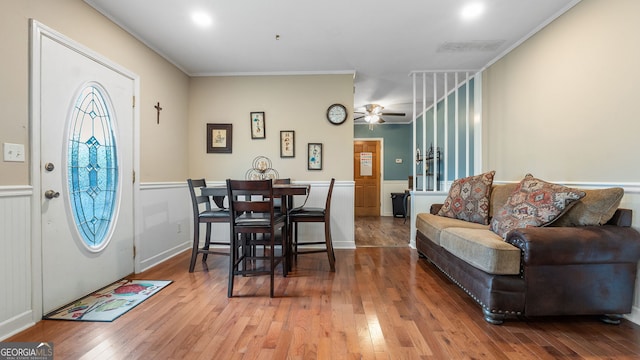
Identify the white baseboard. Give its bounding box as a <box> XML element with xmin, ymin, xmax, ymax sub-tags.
<box><xmin>138</xmin><ymin>242</ymin><xmax>191</xmax><ymax>273</ymax></box>
<box><xmin>0</xmin><ymin>311</ymin><xmax>34</xmax><ymax>341</ymax></box>
<box><xmin>626</xmin><ymin>305</ymin><xmax>640</xmax><ymax>325</ymax></box>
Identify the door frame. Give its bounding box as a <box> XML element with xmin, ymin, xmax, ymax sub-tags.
<box><xmin>29</xmin><ymin>20</ymin><xmax>141</xmax><ymax>320</ymax></box>
<box><xmin>354</xmin><ymin>138</ymin><xmax>384</xmax><ymax>216</ymax></box>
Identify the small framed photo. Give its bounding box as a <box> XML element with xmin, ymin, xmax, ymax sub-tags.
<box><xmin>207</xmin><ymin>123</ymin><xmax>232</xmax><ymax>153</ymax></box>
<box><xmin>250</xmin><ymin>111</ymin><xmax>265</xmax><ymax>139</ymax></box>
<box><xmin>280</xmin><ymin>130</ymin><xmax>295</xmax><ymax>158</ymax></box>
<box><xmin>307</xmin><ymin>143</ymin><xmax>323</xmax><ymax>170</ymax></box>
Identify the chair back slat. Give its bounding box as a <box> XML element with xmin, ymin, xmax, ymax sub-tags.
<box><xmin>188</xmin><ymin>179</ymin><xmax>210</xmax><ymax>214</ymax></box>
<box><xmin>233</xmin><ymin>201</ymin><xmax>272</xmax><ymax>213</ymax></box>
<box><xmin>226</xmin><ymin>179</ymin><xmax>276</xmax><ymax>222</ymax></box>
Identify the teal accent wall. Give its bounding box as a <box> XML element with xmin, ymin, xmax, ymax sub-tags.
<box><xmin>415</xmin><ymin>79</ymin><xmax>475</xmax><ymax>183</ymax></box>
<box><xmin>354</xmin><ymin>79</ymin><xmax>475</xmax><ymax>183</ymax></box>
<box><xmin>354</xmin><ymin>123</ymin><xmax>412</xmax><ymax>180</ymax></box>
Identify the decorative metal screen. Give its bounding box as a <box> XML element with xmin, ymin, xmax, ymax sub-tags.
<box><xmin>67</xmin><ymin>83</ymin><xmax>119</xmax><ymax>251</ymax></box>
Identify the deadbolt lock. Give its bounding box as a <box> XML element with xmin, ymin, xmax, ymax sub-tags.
<box><xmin>44</xmin><ymin>162</ymin><xmax>55</xmax><ymax>171</ymax></box>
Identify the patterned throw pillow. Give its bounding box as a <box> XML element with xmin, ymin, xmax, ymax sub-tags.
<box><xmin>437</xmin><ymin>171</ymin><xmax>495</xmax><ymax>225</ymax></box>
<box><xmin>490</xmin><ymin>174</ymin><xmax>586</xmax><ymax>239</ymax></box>
<box><xmin>551</xmin><ymin>187</ymin><xmax>624</xmax><ymax>226</ymax></box>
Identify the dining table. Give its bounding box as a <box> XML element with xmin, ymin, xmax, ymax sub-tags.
<box><xmin>200</xmin><ymin>182</ymin><xmax>310</xmax><ymax>273</ymax></box>
<box><xmin>200</xmin><ymin>183</ymin><xmax>309</xmax><ymax>199</ymax></box>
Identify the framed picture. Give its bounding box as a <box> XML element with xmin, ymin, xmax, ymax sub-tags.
<box><xmin>280</xmin><ymin>130</ymin><xmax>295</xmax><ymax>158</ymax></box>
<box><xmin>307</xmin><ymin>143</ymin><xmax>322</xmax><ymax>170</ymax></box>
<box><xmin>206</xmin><ymin>123</ymin><xmax>232</xmax><ymax>153</ymax></box>
<box><xmin>250</xmin><ymin>111</ymin><xmax>265</xmax><ymax>139</ymax></box>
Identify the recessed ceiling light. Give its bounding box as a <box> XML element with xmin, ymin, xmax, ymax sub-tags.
<box><xmin>191</xmin><ymin>11</ymin><xmax>212</xmax><ymax>27</ymax></box>
<box><xmin>461</xmin><ymin>3</ymin><xmax>484</xmax><ymax>20</ymax></box>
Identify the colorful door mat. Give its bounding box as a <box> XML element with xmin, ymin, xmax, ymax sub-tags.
<box><xmin>43</xmin><ymin>279</ymin><xmax>172</xmax><ymax>322</ymax></box>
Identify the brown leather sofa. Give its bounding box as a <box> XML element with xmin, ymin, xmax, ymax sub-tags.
<box><xmin>416</xmin><ymin>185</ymin><xmax>640</xmax><ymax>325</ymax></box>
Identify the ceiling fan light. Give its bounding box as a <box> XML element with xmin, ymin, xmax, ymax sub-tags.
<box><xmin>364</xmin><ymin>103</ymin><xmax>383</xmax><ymax>114</ymax></box>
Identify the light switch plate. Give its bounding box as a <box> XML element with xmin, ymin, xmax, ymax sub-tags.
<box><xmin>395</xmin><ymin>158</ymin><xmax>403</xmax><ymax>164</ymax></box>
<box><xmin>3</xmin><ymin>143</ymin><xmax>25</xmax><ymax>162</ymax></box>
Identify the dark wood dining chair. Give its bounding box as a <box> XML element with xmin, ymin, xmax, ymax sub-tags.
<box><xmin>288</xmin><ymin>178</ymin><xmax>336</xmax><ymax>272</ymax></box>
<box><xmin>272</xmin><ymin>178</ymin><xmax>291</xmax><ymax>214</ymax></box>
<box><xmin>187</xmin><ymin>178</ymin><xmax>230</xmax><ymax>272</ymax></box>
<box><xmin>226</xmin><ymin>179</ymin><xmax>288</xmax><ymax>297</ymax></box>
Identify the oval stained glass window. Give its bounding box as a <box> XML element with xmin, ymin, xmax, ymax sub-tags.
<box><xmin>67</xmin><ymin>83</ymin><xmax>119</xmax><ymax>251</ymax></box>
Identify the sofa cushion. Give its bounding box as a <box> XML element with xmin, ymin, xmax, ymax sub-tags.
<box><xmin>489</xmin><ymin>183</ymin><xmax>520</xmax><ymax>218</ymax></box>
<box><xmin>416</xmin><ymin>213</ymin><xmax>488</xmax><ymax>246</ymax></box>
<box><xmin>440</xmin><ymin>228</ymin><xmax>521</xmax><ymax>275</ymax></box>
<box><xmin>490</xmin><ymin>175</ymin><xmax>586</xmax><ymax>239</ymax></box>
<box><xmin>551</xmin><ymin>187</ymin><xmax>624</xmax><ymax>226</ymax></box>
<box><xmin>437</xmin><ymin>171</ymin><xmax>495</xmax><ymax>225</ymax></box>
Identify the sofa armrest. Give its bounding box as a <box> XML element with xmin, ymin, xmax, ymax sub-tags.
<box><xmin>430</xmin><ymin>204</ymin><xmax>443</xmax><ymax>215</ymax></box>
<box><xmin>607</xmin><ymin>208</ymin><xmax>633</xmax><ymax>227</ymax></box>
<box><xmin>505</xmin><ymin>226</ymin><xmax>640</xmax><ymax>266</ymax></box>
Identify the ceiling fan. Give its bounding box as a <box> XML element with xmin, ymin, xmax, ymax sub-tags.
<box><xmin>354</xmin><ymin>104</ymin><xmax>406</xmax><ymax>124</ymax></box>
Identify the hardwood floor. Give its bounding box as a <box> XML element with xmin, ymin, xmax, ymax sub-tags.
<box><xmin>355</xmin><ymin>216</ymin><xmax>410</xmax><ymax>247</ymax></box>
<box><xmin>7</xmin><ymin>225</ymin><xmax>640</xmax><ymax>359</ymax></box>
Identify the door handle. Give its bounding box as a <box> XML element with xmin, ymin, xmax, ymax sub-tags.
<box><xmin>44</xmin><ymin>190</ymin><xmax>60</xmax><ymax>199</ymax></box>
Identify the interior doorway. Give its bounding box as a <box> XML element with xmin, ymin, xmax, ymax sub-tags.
<box><xmin>353</xmin><ymin>140</ymin><xmax>381</xmax><ymax>217</ymax></box>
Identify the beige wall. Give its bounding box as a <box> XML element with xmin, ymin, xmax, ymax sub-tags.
<box><xmin>0</xmin><ymin>0</ymin><xmax>190</xmax><ymax>185</ymax></box>
<box><xmin>188</xmin><ymin>75</ymin><xmax>354</xmax><ymax>181</ymax></box>
<box><xmin>482</xmin><ymin>0</ymin><xmax>640</xmax><ymax>183</ymax></box>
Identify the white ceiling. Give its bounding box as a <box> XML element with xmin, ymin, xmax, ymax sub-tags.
<box><xmin>84</xmin><ymin>0</ymin><xmax>580</xmax><ymax>124</ymax></box>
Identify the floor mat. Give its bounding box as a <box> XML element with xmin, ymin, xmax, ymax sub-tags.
<box><xmin>43</xmin><ymin>279</ymin><xmax>172</xmax><ymax>322</ymax></box>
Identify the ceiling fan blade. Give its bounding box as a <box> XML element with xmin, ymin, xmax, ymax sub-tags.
<box><xmin>380</xmin><ymin>112</ymin><xmax>406</xmax><ymax>116</ymax></box>
<box><xmin>354</xmin><ymin>115</ymin><xmax>365</xmax><ymax>121</ymax></box>
<box><xmin>377</xmin><ymin>117</ymin><xmax>386</xmax><ymax>124</ymax></box>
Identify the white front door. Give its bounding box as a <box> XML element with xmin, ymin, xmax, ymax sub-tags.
<box><xmin>35</xmin><ymin>24</ymin><xmax>136</xmax><ymax>313</ymax></box>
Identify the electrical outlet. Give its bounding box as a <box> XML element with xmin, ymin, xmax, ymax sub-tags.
<box><xmin>177</xmin><ymin>223</ymin><xmax>182</xmax><ymax>233</ymax></box>
<box><xmin>3</xmin><ymin>143</ymin><xmax>25</xmax><ymax>162</ymax></box>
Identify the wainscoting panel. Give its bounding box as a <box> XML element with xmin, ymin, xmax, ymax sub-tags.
<box><xmin>382</xmin><ymin>180</ymin><xmax>411</xmax><ymax>217</ymax></box>
<box><xmin>138</xmin><ymin>180</ymin><xmax>356</xmax><ymax>273</ymax></box>
<box><xmin>620</xmin><ymin>187</ymin><xmax>640</xmax><ymax>325</ymax></box>
<box><xmin>137</xmin><ymin>183</ymin><xmax>192</xmax><ymax>272</ymax></box>
<box><xmin>0</xmin><ymin>187</ymin><xmax>33</xmax><ymax>340</ymax></box>
<box><xmin>289</xmin><ymin>180</ymin><xmax>355</xmax><ymax>250</ymax></box>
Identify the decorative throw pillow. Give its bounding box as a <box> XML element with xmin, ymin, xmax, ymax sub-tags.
<box><xmin>437</xmin><ymin>171</ymin><xmax>495</xmax><ymax>225</ymax></box>
<box><xmin>490</xmin><ymin>174</ymin><xmax>586</xmax><ymax>239</ymax></box>
<box><xmin>551</xmin><ymin>187</ymin><xmax>624</xmax><ymax>226</ymax></box>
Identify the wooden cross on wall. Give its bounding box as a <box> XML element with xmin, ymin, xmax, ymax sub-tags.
<box><xmin>154</xmin><ymin>102</ymin><xmax>163</xmax><ymax>124</ymax></box>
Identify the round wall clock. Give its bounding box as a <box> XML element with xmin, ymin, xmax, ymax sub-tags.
<box><xmin>326</xmin><ymin>103</ymin><xmax>347</xmax><ymax>125</ymax></box>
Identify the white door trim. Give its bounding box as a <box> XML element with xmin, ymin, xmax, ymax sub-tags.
<box><xmin>29</xmin><ymin>19</ymin><xmax>141</xmax><ymax>320</ymax></box>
